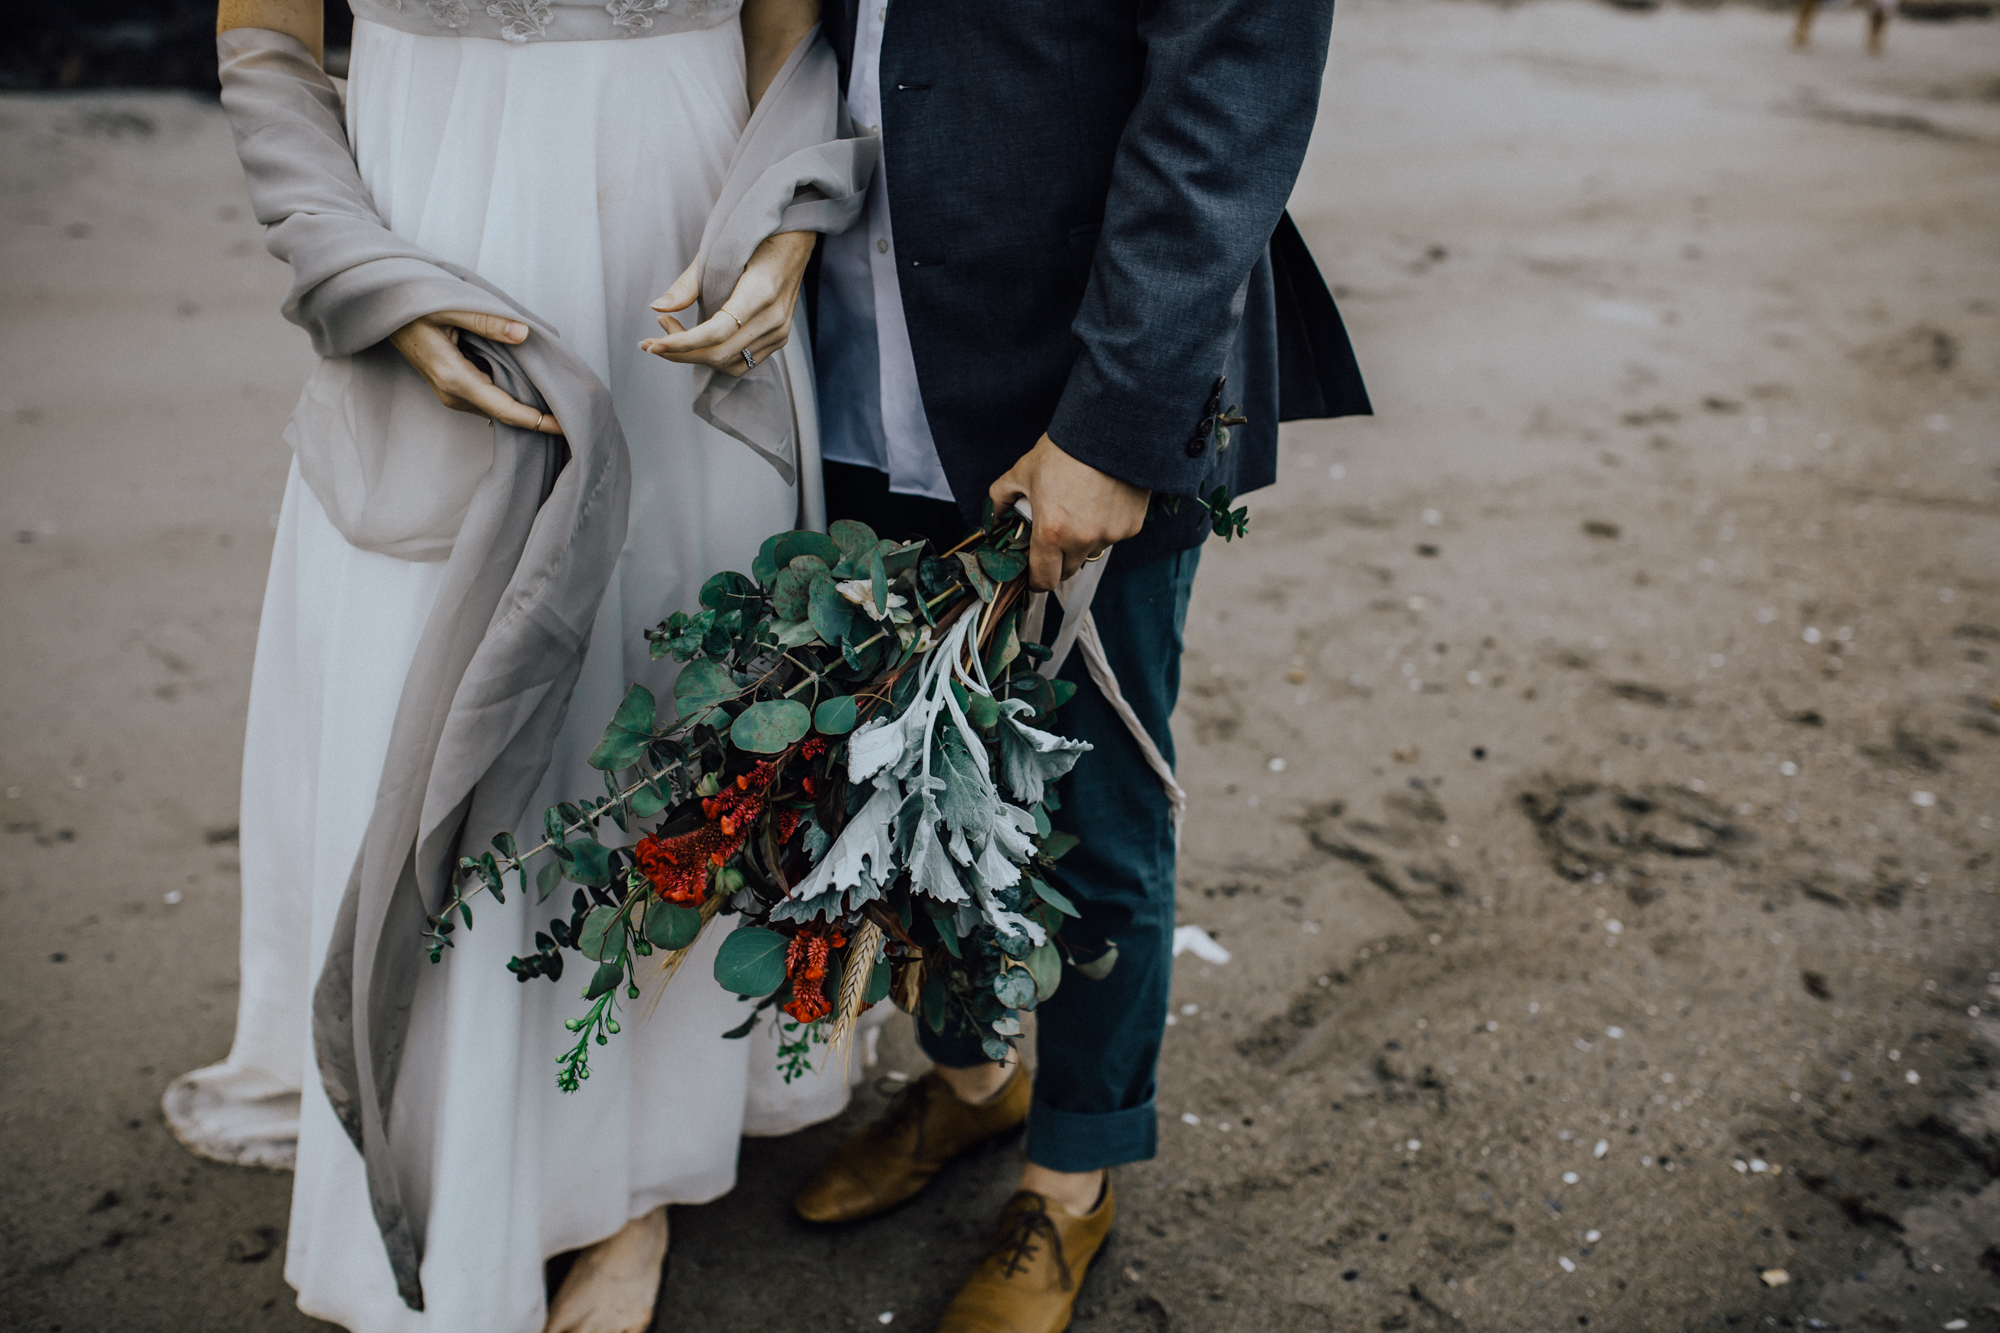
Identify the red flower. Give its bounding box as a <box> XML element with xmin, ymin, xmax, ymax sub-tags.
<box><xmin>634</xmin><ymin>760</ymin><xmax>806</xmax><ymax>907</ymax></box>
<box><xmin>780</xmin><ymin>925</ymin><xmax>848</xmax><ymax>1024</ymax></box>
<box><xmin>782</xmin><ymin>934</ymin><xmax>832</xmax><ymax>1023</ymax></box>
<box><xmin>634</xmin><ymin>822</ymin><xmax>738</xmax><ymax>905</ymax></box>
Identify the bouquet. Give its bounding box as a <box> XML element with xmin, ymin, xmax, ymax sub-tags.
<box><xmin>422</xmin><ymin>506</ymin><xmax>1093</xmax><ymax>1090</ymax></box>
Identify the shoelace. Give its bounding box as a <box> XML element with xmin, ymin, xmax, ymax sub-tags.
<box><xmin>985</xmin><ymin>1193</ymin><xmax>1074</xmax><ymax>1291</ymax></box>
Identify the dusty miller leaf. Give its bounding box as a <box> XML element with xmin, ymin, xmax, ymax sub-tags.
<box><xmin>771</xmin><ymin>786</ymin><xmax>899</xmax><ymax>921</ymax></box>
<box><xmin>995</xmin><ymin>700</ymin><xmax>1090</xmax><ymax>805</ymax></box>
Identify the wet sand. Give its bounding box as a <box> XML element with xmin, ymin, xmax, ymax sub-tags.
<box><xmin>2</xmin><ymin>2</ymin><xmax>1996</xmax><ymax>1329</ymax></box>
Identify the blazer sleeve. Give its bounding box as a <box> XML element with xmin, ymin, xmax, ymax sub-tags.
<box><xmin>1045</xmin><ymin>0</ymin><xmax>1337</xmax><ymax>497</ymax></box>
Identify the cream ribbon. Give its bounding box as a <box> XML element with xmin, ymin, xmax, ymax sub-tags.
<box><xmin>1012</xmin><ymin>502</ymin><xmax>1188</xmax><ymax>839</ymax></box>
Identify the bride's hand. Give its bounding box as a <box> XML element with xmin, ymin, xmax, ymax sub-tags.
<box><xmin>387</xmin><ymin>311</ymin><xmax>564</xmax><ymax>433</ymax></box>
<box><xmin>640</xmin><ymin>230</ymin><xmax>815</xmax><ymax>377</ymax></box>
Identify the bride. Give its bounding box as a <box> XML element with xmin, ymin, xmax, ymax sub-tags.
<box><xmin>169</xmin><ymin>1</ymin><xmax>858</xmax><ymax>1329</ymax></box>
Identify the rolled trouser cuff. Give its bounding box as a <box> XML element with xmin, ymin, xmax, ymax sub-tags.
<box><xmin>1024</xmin><ymin>1091</ymin><xmax>1158</xmax><ymax>1173</ymax></box>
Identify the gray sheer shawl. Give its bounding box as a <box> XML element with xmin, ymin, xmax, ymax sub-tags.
<box><xmin>216</xmin><ymin>25</ymin><xmax>872</xmax><ymax>1308</ymax></box>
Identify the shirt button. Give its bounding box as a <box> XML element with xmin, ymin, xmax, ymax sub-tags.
<box><xmin>1184</xmin><ymin>437</ymin><xmax>1206</xmax><ymax>458</ymax></box>
<box><xmin>877</xmin><ymin>7</ymin><xmax>887</xmax><ymax>20</ymax></box>
<box><xmin>876</xmin><ymin>238</ymin><xmax>890</xmax><ymax>255</ymax></box>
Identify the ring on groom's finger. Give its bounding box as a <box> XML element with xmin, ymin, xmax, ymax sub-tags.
<box><xmin>741</xmin><ymin>349</ymin><xmax>758</xmax><ymax>371</ymax></box>
<box><xmin>1084</xmin><ymin>548</ymin><xmax>1108</xmax><ymax>563</ymax></box>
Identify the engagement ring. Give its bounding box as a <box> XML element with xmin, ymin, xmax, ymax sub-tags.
<box><xmin>742</xmin><ymin>349</ymin><xmax>757</xmax><ymax>371</ymax></box>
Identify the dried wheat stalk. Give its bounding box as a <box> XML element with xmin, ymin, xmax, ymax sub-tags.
<box><xmin>826</xmin><ymin>917</ymin><xmax>886</xmax><ymax>1058</ymax></box>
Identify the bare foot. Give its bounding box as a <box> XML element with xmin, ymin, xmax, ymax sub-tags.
<box><xmin>544</xmin><ymin>1206</ymin><xmax>668</xmax><ymax>1333</ymax></box>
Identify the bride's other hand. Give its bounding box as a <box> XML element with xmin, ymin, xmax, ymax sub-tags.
<box><xmin>387</xmin><ymin>311</ymin><xmax>563</xmax><ymax>433</ymax></box>
<box><xmin>639</xmin><ymin>230</ymin><xmax>815</xmax><ymax>378</ymax></box>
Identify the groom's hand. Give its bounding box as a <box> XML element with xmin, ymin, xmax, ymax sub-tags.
<box><xmin>641</xmin><ymin>231</ymin><xmax>816</xmax><ymax>377</ymax></box>
<box><xmin>990</xmin><ymin>435</ymin><xmax>1151</xmax><ymax>591</ymax></box>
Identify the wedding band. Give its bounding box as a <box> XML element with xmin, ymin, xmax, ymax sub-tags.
<box><xmin>742</xmin><ymin>349</ymin><xmax>758</xmax><ymax>371</ymax></box>
<box><xmin>718</xmin><ymin>308</ymin><xmax>743</xmax><ymax>332</ymax></box>
<box><xmin>533</xmin><ymin>412</ymin><xmax>546</xmax><ymax>432</ymax></box>
<box><xmin>1084</xmin><ymin>548</ymin><xmax>1108</xmax><ymax>563</ymax></box>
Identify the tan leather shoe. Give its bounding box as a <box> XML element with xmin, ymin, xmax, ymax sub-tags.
<box><xmin>793</xmin><ymin>1064</ymin><xmax>1030</xmax><ymax>1224</ymax></box>
<box><xmin>935</xmin><ymin>1183</ymin><xmax>1116</xmax><ymax>1333</ymax></box>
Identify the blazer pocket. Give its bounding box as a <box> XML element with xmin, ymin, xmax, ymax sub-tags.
<box><xmin>1065</xmin><ymin>220</ymin><xmax>1103</xmax><ymax>294</ymax></box>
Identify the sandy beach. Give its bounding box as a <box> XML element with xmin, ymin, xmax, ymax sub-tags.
<box><xmin>2</xmin><ymin>2</ymin><xmax>1996</xmax><ymax>1329</ymax></box>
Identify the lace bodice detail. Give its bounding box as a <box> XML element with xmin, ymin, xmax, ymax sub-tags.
<box><xmin>348</xmin><ymin>0</ymin><xmax>741</xmax><ymax>44</ymax></box>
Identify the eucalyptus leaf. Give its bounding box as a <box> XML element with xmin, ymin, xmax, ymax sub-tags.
<box><xmin>977</xmin><ymin>547</ymin><xmax>1026</xmax><ymax>584</ymax></box>
<box><xmin>713</xmin><ymin>925</ymin><xmax>789</xmax><ymax>996</ymax></box>
<box><xmin>965</xmin><ymin>693</ymin><xmax>1001</xmax><ymax>732</ymax></box>
<box><xmin>869</xmin><ymin>547</ymin><xmax>889</xmax><ymax>627</ymax></box>
<box><xmin>732</xmin><ymin>699</ymin><xmax>811</xmax><ymax>753</ymax></box>
<box><xmin>752</xmin><ymin>533</ymin><xmax>783</xmax><ymax>587</ymax></box>
<box><xmin>629</xmin><ymin>781</ymin><xmax>668</xmax><ymax>819</ymax></box>
<box><xmin>865</xmin><ymin>953</ymin><xmax>892</xmax><ymax>1005</ymax></box>
<box><xmin>954</xmin><ymin>550</ymin><xmax>996</xmax><ymax>602</ymax></box>
<box><xmin>771</xmin><ymin>567</ymin><xmax>812</xmax><ymax>621</ymax></box>
<box><xmin>1028</xmin><ymin>876</ymin><xmax>1079</xmax><ymax>917</ymax></box>
<box><xmin>1025</xmin><ymin>941</ymin><xmax>1062</xmax><ymax>1001</ymax></box>
<box><xmin>577</xmin><ymin>904</ymin><xmax>623</xmax><ymax>961</ymax></box>
<box><xmin>982</xmin><ymin>609</ymin><xmax>1020</xmax><ymax>681</ymax></box>
<box><xmin>565</xmin><ymin>839</ymin><xmax>614</xmax><ymax>887</ymax></box>
<box><xmin>536</xmin><ymin>859</ymin><xmax>562</xmax><ymax>904</ymax></box>
<box><xmin>840</xmin><ymin>634</ymin><xmax>884</xmax><ymax>675</ymax></box>
<box><xmin>830</xmin><ymin>518</ymin><xmax>878</xmax><ymax>561</ymax></box>
<box><xmin>813</xmin><ymin>694</ymin><xmax>859</xmax><ymax>736</ymax></box>
<box><xmin>584</xmin><ymin>959</ymin><xmax>624</xmax><ymax>1001</ymax></box>
<box><xmin>699</xmin><ymin>571</ymin><xmax>759</xmax><ymax>615</ymax></box>
<box><xmin>775</xmin><ymin>530</ymin><xmax>841</xmax><ymax>568</ymax></box>
<box><xmin>642</xmin><ymin>898</ymin><xmax>703</xmax><ymax>951</ymax></box>
<box><xmin>1040</xmin><ymin>830</ymin><xmax>1080</xmax><ymax>862</ymax></box>
<box><xmin>808</xmin><ymin>572</ymin><xmax>855</xmax><ymax>644</ymax></box>
<box><xmin>881</xmin><ymin>539</ymin><xmax>924</xmax><ymax>577</ymax></box>
<box><xmin>1011</xmin><ymin>673</ymin><xmax>1055</xmax><ymax>721</ymax></box>
<box><xmin>672</xmin><ymin>659</ymin><xmax>735</xmax><ymax>716</ymax></box>
<box><xmin>772</xmin><ymin>619</ymin><xmax>821</xmax><ymax>648</ymax></box>
<box><xmin>1074</xmin><ymin>942</ymin><xmax>1119</xmax><ymax>981</ymax></box>
<box><xmin>587</xmin><ymin>683</ymin><xmax>656</xmax><ymax>771</ymax></box>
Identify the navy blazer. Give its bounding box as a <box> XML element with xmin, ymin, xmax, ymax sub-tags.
<box><xmin>816</xmin><ymin>0</ymin><xmax>1370</xmax><ymax>562</ymax></box>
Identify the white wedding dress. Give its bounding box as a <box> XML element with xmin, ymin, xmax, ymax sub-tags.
<box><xmin>165</xmin><ymin>13</ymin><xmax>872</xmax><ymax>1331</ymax></box>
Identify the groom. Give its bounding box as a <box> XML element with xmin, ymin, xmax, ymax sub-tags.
<box><xmin>668</xmin><ymin>1</ymin><xmax>1367</xmax><ymax>1327</ymax></box>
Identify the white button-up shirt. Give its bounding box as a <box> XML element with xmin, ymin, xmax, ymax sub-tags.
<box><xmin>812</xmin><ymin>0</ymin><xmax>955</xmax><ymax>501</ymax></box>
